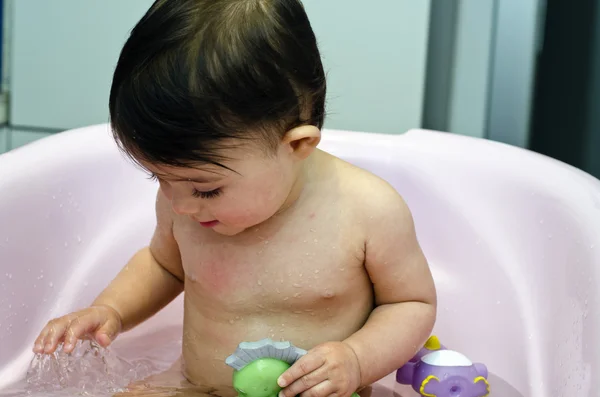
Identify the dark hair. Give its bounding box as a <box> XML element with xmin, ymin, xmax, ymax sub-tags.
<box><xmin>109</xmin><ymin>0</ymin><xmax>326</xmax><ymax>169</ymax></box>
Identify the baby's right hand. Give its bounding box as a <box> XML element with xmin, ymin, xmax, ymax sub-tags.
<box><xmin>33</xmin><ymin>305</ymin><xmax>123</xmax><ymax>354</ymax></box>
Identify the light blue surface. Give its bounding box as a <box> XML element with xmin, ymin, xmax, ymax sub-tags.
<box><xmin>10</xmin><ymin>0</ymin><xmax>154</xmax><ymax>130</ymax></box>
<box><xmin>486</xmin><ymin>0</ymin><xmax>543</xmax><ymax>147</ymax></box>
<box><xmin>10</xmin><ymin>0</ymin><xmax>431</xmax><ymax>135</ymax></box>
<box><xmin>0</xmin><ymin>128</ymin><xmax>6</xmax><ymax>153</ymax></box>
<box><xmin>303</xmin><ymin>0</ymin><xmax>431</xmax><ymax>134</ymax></box>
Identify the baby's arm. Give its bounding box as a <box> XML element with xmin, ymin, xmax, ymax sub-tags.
<box><xmin>34</xmin><ymin>189</ymin><xmax>184</xmax><ymax>353</ymax></box>
<box><xmin>343</xmin><ymin>183</ymin><xmax>437</xmax><ymax>386</ymax></box>
<box><xmin>92</xmin><ymin>188</ymin><xmax>185</xmax><ymax>332</ymax></box>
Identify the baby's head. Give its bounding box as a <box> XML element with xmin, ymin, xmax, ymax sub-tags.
<box><xmin>109</xmin><ymin>0</ymin><xmax>326</xmax><ymax>235</ymax></box>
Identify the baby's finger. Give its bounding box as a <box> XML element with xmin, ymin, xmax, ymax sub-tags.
<box><xmin>41</xmin><ymin>318</ymin><xmax>70</xmax><ymax>353</ymax></box>
<box><xmin>280</xmin><ymin>366</ymin><xmax>329</xmax><ymax>397</ymax></box>
<box><xmin>298</xmin><ymin>380</ymin><xmax>336</xmax><ymax>397</ymax></box>
<box><xmin>33</xmin><ymin>330</ymin><xmax>50</xmax><ymax>353</ymax></box>
<box><xmin>278</xmin><ymin>353</ymin><xmax>326</xmax><ymax>390</ymax></box>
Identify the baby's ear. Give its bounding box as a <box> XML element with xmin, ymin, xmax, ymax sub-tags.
<box><xmin>282</xmin><ymin>125</ymin><xmax>321</xmax><ymax>160</ymax></box>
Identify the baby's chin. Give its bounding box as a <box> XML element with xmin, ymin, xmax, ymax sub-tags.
<box><xmin>211</xmin><ymin>223</ymin><xmax>248</xmax><ymax>237</ymax></box>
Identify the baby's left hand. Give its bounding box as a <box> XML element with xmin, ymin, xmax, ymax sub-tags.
<box><xmin>277</xmin><ymin>341</ymin><xmax>361</xmax><ymax>397</ymax></box>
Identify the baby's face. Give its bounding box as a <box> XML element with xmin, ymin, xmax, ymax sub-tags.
<box><xmin>140</xmin><ymin>142</ymin><xmax>300</xmax><ymax>236</ymax></box>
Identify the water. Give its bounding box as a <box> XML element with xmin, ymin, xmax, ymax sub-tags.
<box><xmin>0</xmin><ymin>341</ymin><xmax>164</xmax><ymax>397</ymax></box>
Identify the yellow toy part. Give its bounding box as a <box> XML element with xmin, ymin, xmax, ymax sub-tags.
<box><xmin>423</xmin><ymin>335</ymin><xmax>442</xmax><ymax>351</ymax></box>
<box><xmin>473</xmin><ymin>376</ymin><xmax>491</xmax><ymax>397</ymax></box>
<box><xmin>419</xmin><ymin>375</ymin><xmax>439</xmax><ymax>397</ymax></box>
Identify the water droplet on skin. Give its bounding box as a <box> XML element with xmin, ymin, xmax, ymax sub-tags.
<box><xmin>24</xmin><ymin>318</ymin><xmax>28</xmax><ymax>323</ymax></box>
<box><xmin>64</xmin><ymin>242</ymin><xmax>68</xmax><ymax>248</ymax></box>
<box><xmin>59</xmin><ymin>204</ymin><xmax>63</xmax><ymax>208</ymax></box>
<box><xmin>313</xmin><ymin>239</ymin><xmax>318</xmax><ymax>243</ymax></box>
<box><xmin>310</xmin><ymin>229</ymin><xmax>315</xmax><ymax>233</ymax></box>
<box><xmin>49</xmin><ymin>282</ymin><xmax>53</xmax><ymax>288</ymax></box>
<box><xmin>52</xmin><ymin>196</ymin><xmax>56</xmax><ymax>200</ymax></box>
<box><xmin>257</xmin><ymin>304</ymin><xmax>265</xmax><ymax>309</ymax></box>
<box><xmin>339</xmin><ymin>267</ymin><xmax>346</xmax><ymax>272</ymax></box>
<box><xmin>591</xmin><ymin>245</ymin><xmax>595</xmax><ymax>249</ymax></box>
<box><xmin>314</xmin><ymin>269</ymin><xmax>320</xmax><ymax>274</ymax></box>
<box><xmin>294</xmin><ymin>293</ymin><xmax>301</xmax><ymax>298</ymax></box>
<box><xmin>496</xmin><ymin>300</ymin><xmax>501</xmax><ymax>305</ymax></box>
<box><xmin>293</xmin><ymin>284</ymin><xmax>302</xmax><ymax>288</ymax></box>
<box><xmin>283</xmin><ymin>297</ymin><xmax>289</xmax><ymax>301</ymax></box>
<box><xmin>77</xmin><ymin>236</ymin><xmax>82</xmax><ymax>243</ymax></box>
<box><xmin>275</xmin><ymin>288</ymin><xmax>281</xmax><ymax>294</ymax></box>
<box><xmin>229</xmin><ymin>319</ymin><xmax>234</xmax><ymax>324</ymax></box>
<box><xmin>264</xmin><ymin>240</ymin><xmax>269</xmax><ymax>245</ymax></box>
<box><xmin>293</xmin><ymin>311</ymin><xmax>302</xmax><ymax>314</ymax></box>
<box><xmin>257</xmin><ymin>280</ymin><xmax>263</xmax><ymax>286</ymax></box>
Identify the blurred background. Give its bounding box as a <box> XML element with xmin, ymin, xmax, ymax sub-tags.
<box><xmin>0</xmin><ymin>0</ymin><xmax>598</xmax><ymax>178</ymax></box>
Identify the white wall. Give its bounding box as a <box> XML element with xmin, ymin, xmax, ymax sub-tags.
<box><xmin>303</xmin><ymin>0</ymin><xmax>431</xmax><ymax>134</ymax></box>
<box><xmin>8</xmin><ymin>0</ymin><xmax>431</xmax><ymax>138</ymax></box>
<box><xmin>10</xmin><ymin>0</ymin><xmax>154</xmax><ymax>130</ymax></box>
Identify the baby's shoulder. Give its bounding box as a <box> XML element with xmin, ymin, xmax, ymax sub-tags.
<box><xmin>330</xmin><ymin>155</ymin><xmax>411</xmax><ymax>224</ymax></box>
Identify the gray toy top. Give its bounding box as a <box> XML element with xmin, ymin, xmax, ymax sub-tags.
<box><xmin>225</xmin><ymin>338</ymin><xmax>308</xmax><ymax>371</ymax></box>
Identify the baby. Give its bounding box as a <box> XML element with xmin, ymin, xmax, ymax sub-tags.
<box><xmin>32</xmin><ymin>1</ymin><xmax>437</xmax><ymax>396</ymax></box>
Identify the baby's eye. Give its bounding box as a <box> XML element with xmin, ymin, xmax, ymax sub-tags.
<box><xmin>192</xmin><ymin>188</ymin><xmax>221</xmax><ymax>199</ymax></box>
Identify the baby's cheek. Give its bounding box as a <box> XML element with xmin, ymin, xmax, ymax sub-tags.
<box><xmin>214</xmin><ymin>199</ymin><xmax>261</xmax><ymax>226</ymax></box>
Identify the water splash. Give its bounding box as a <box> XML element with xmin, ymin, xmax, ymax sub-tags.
<box><xmin>22</xmin><ymin>341</ymin><xmax>159</xmax><ymax>395</ymax></box>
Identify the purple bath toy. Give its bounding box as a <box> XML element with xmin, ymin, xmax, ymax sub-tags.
<box><xmin>396</xmin><ymin>336</ymin><xmax>489</xmax><ymax>397</ymax></box>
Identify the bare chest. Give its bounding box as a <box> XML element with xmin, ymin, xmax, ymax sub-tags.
<box><xmin>173</xmin><ymin>214</ymin><xmax>365</xmax><ymax>313</ymax></box>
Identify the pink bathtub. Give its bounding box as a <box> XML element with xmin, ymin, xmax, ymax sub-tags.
<box><xmin>1</xmin><ymin>124</ymin><xmax>599</xmax><ymax>396</ymax></box>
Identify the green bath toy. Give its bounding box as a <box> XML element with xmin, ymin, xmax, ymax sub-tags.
<box><xmin>226</xmin><ymin>338</ymin><xmax>360</xmax><ymax>397</ymax></box>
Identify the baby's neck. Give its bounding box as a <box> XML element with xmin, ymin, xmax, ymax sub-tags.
<box><xmin>274</xmin><ymin>149</ymin><xmax>324</xmax><ymax>217</ymax></box>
